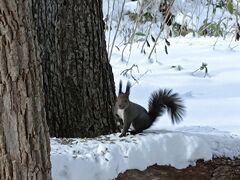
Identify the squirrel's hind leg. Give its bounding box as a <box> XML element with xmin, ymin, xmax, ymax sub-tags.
<box><xmin>130</xmin><ymin>129</ymin><xmax>143</xmax><ymax>135</ymax></box>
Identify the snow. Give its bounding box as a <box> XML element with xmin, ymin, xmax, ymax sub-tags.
<box><xmin>51</xmin><ymin>127</ymin><xmax>240</xmax><ymax>180</ymax></box>
<box><xmin>51</xmin><ymin>1</ymin><xmax>240</xmax><ymax>179</ymax></box>
<box><xmin>51</xmin><ymin>36</ymin><xmax>240</xmax><ymax>180</ymax></box>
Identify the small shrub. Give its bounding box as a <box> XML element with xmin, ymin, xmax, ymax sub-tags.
<box><xmin>126</xmin><ymin>11</ymin><xmax>156</xmax><ymax>23</ymax></box>
<box><xmin>198</xmin><ymin>20</ymin><xmax>224</xmax><ymax>37</ymax></box>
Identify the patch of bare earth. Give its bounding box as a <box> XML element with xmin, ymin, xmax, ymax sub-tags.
<box><xmin>117</xmin><ymin>157</ymin><xmax>240</xmax><ymax>180</ymax></box>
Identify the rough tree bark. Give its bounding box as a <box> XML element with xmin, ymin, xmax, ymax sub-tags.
<box><xmin>32</xmin><ymin>0</ymin><xmax>117</xmax><ymax>138</ymax></box>
<box><xmin>0</xmin><ymin>1</ymin><xmax>51</xmax><ymax>180</ymax></box>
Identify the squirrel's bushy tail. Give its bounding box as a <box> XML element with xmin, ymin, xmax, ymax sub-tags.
<box><xmin>148</xmin><ymin>89</ymin><xmax>185</xmax><ymax>124</ymax></box>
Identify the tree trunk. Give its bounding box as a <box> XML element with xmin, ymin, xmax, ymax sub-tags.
<box><xmin>0</xmin><ymin>1</ymin><xmax>51</xmax><ymax>180</ymax></box>
<box><xmin>33</xmin><ymin>0</ymin><xmax>117</xmax><ymax>138</ymax></box>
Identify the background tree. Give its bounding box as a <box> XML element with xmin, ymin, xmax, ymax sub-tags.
<box><xmin>33</xmin><ymin>0</ymin><xmax>117</xmax><ymax>138</ymax></box>
<box><xmin>0</xmin><ymin>1</ymin><xmax>51</xmax><ymax>179</ymax></box>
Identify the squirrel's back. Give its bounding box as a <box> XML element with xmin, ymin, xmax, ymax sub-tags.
<box><xmin>126</xmin><ymin>102</ymin><xmax>152</xmax><ymax>131</ymax></box>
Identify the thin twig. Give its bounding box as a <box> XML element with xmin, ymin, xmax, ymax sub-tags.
<box><xmin>148</xmin><ymin>1</ymin><xmax>175</xmax><ymax>60</ymax></box>
<box><xmin>107</xmin><ymin>0</ymin><xmax>116</xmax><ymax>54</ymax></box>
<box><xmin>109</xmin><ymin>0</ymin><xmax>126</xmax><ymax>61</ymax></box>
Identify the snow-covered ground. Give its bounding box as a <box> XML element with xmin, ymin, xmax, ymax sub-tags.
<box><xmin>51</xmin><ymin>1</ymin><xmax>240</xmax><ymax>179</ymax></box>
<box><xmin>51</xmin><ymin>127</ymin><xmax>240</xmax><ymax>180</ymax></box>
<box><xmin>112</xmin><ymin>37</ymin><xmax>240</xmax><ymax>135</ymax></box>
<box><xmin>51</xmin><ymin>36</ymin><xmax>240</xmax><ymax>180</ymax></box>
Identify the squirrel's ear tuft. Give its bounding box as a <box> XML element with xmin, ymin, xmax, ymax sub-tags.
<box><xmin>118</xmin><ymin>80</ymin><xmax>122</xmax><ymax>94</ymax></box>
<box><xmin>126</xmin><ymin>81</ymin><xmax>131</xmax><ymax>95</ymax></box>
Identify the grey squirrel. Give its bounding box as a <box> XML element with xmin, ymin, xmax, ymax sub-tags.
<box><xmin>115</xmin><ymin>81</ymin><xmax>185</xmax><ymax>137</ymax></box>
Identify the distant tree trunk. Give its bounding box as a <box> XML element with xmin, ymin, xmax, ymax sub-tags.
<box><xmin>0</xmin><ymin>1</ymin><xmax>51</xmax><ymax>180</ymax></box>
<box><xmin>33</xmin><ymin>0</ymin><xmax>117</xmax><ymax>138</ymax></box>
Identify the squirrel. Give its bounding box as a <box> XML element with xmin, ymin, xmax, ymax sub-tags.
<box><xmin>115</xmin><ymin>80</ymin><xmax>185</xmax><ymax>137</ymax></box>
